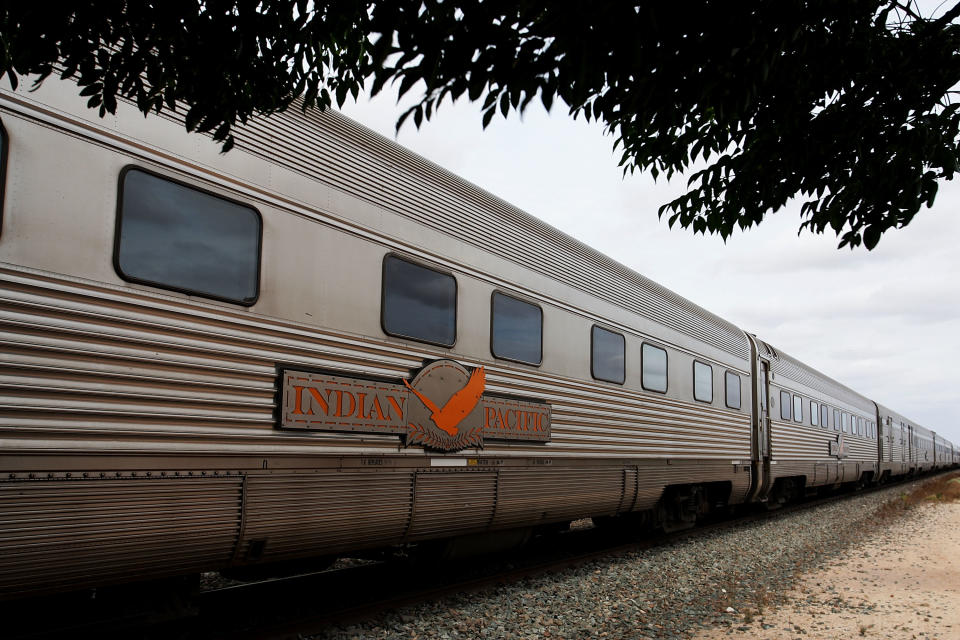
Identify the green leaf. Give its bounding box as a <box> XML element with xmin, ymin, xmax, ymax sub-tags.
<box><xmin>482</xmin><ymin>107</ymin><xmax>495</xmax><ymax>129</ymax></box>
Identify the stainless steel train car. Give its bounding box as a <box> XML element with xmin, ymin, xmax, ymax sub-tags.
<box><xmin>878</xmin><ymin>403</ymin><xmax>916</xmax><ymax>478</ymax></box>
<box><xmin>758</xmin><ymin>340</ymin><xmax>880</xmax><ymax>504</ymax></box>
<box><xmin>0</xmin><ymin>77</ymin><xmax>954</xmax><ymax>600</ymax></box>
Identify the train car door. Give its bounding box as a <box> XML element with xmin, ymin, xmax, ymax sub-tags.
<box><xmin>759</xmin><ymin>360</ymin><xmax>771</xmax><ymax>460</ymax></box>
<box><xmin>899</xmin><ymin>422</ymin><xmax>906</xmax><ymax>463</ymax></box>
<box><xmin>744</xmin><ymin>334</ymin><xmax>770</xmax><ymax>503</ymax></box>
<box><xmin>877</xmin><ymin>414</ymin><xmax>885</xmax><ymax>461</ymax></box>
<box><xmin>755</xmin><ymin>357</ymin><xmax>773</xmax><ymax>500</ymax></box>
<box><xmin>908</xmin><ymin>424</ymin><xmax>915</xmax><ymax>468</ymax></box>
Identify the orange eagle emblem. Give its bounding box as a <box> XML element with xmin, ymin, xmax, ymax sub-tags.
<box><xmin>404</xmin><ymin>367</ymin><xmax>485</xmax><ymax>436</ymax></box>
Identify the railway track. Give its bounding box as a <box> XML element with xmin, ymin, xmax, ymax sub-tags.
<box><xmin>6</xmin><ymin>473</ymin><xmax>943</xmax><ymax>640</ymax></box>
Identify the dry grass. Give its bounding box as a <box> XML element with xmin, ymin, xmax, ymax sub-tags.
<box><xmin>874</xmin><ymin>472</ymin><xmax>960</xmax><ymax>523</ymax></box>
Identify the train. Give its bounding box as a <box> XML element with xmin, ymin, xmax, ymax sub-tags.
<box><xmin>0</xmin><ymin>75</ymin><xmax>956</xmax><ymax>601</ymax></box>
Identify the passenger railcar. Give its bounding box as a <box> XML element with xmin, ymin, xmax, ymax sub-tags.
<box><xmin>758</xmin><ymin>340</ymin><xmax>880</xmax><ymax>502</ymax></box>
<box><xmin>0</xmin><ymin>77</ymin><xmax>954</xmax><ymax>599</ymax></box>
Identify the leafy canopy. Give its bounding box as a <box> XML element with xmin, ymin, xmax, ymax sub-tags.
<box><xmin>2</xmin><ymin>1</ymin><xmax>959</xmax><ymax>249</ymax></box>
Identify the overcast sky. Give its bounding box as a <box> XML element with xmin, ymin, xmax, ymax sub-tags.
<box><xmin>339</xmin><ymin>64</ymin><xmax>960</xmax><ymax>444</ymax></box>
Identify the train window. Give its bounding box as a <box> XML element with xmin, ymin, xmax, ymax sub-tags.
<box><xmin>834</xmin><ymin>409</ymin><xmax>841</xmax><ymax>431</ymax></box>
<box><xmin>793</xmin><ymin>395</ymin><xmax>803</xmax><ymax>423</ymax></box>
<box><xmin>859</xmin><ymin>417</ymin><xmax>865</xmax><ymax>436</ymax></box>
<box><xmin>821</xmin><ymin>404</ymin><xmax>829</xmax><ymax>429</ymax></box>
<box><xmin>842</xmin><ymin>412</ymin><xmax>849</xmax><ymax>433</ymax></box>
<box><xmin>811</xmin><ymin>401</ymin><xmax>819</xmax><ymax>427</ymax></box>
<box><xmin>693</xmin><ymin>361</ymin><xmax>713</xmax><ymax>403</ymax></box>
<box><xmin>491</xmin><ymin>292</ymin><xmax>542</xmax><ymax>365</ymax></box>
<box><xmin>780</xmin><ymin>390</ymin><xmax>791</xmax><ymax>420</ymax></box>
<box><xmin>592</xmin><ymin>326</ymin><xmax>626</xmax><ymax>385</ymax></box>
<box><xmin>115</xmin><ymin>167</ymin><xmax>262</xmax><ymax>305</ymax></box>
<box><xmin>640</xmin><ymin>342</ymin><xmax>667</xmax><ymax>392</ymax></box>
<box><xmin>382</xmin><ymin>255</ymin><xmax>457</xmax><ymax>346</ymax></box>
<box><xmin>725</xmin><ymin>371</ymin><xmax>741</xmax><ymax>409</ymax></box>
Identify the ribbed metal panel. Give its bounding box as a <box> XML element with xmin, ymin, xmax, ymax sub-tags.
<box><xmin>914</xmin><ymin>426</ymin><xmax>934</xmax><ymax>466</ymax></box>
<box><xmin>144</xmin><ymin>100</ymin><xmax>749</xmax><ymax>360</ymax></box>
<box><xmin>0</xmin><ymin>266</ymin><xmax>751</xmax><ymax>460</ymax></box>
<box><xmin>845</xmin><ymin>436</ymin><xmax>877</xmax><ymax>461</ymax></box>
<box><xmin>0</xmin><ymin>477</ymin><xmax>240</xmax><ymax>596</ymax></box>
<box><xmin>770</xmin><ymin>419</ymin><xmax>875</xmax><ymax>462</ymax></box>
<box><xmin>771</xmin><ymin>461</ymin><xmax>867</xmax><ymax>484</ymax></box>
<box><xmin>239</xmin><ymin>472</ymin><xmax>412</xmax><ymax>560</ymax></box>
<box><xmin>492</xmin><ymin>468</ymin><xmax>624</xmax><ymax>528</ymax></box>
<box><xmin>890</xmin><ymin>424</ymin><xmax>905</xmax><ymax>463</ymax></box>
<box><xmin>407</xmin><ymin>472</ymin><xmax>497</xmax><ymax>539</ymax></box>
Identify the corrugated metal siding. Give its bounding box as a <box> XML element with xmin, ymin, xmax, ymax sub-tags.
<box><xmin>491</xmin><ymin>468</ymin><xmax>624</xmax><ymax>529</ymax></box>
<box><xmin>0</xmin><ymin>477</ymin><xmax>240</xmax><ymax>596</ymax></box>
<box><xmin>771</xmin><ymin>461</ymin><xmax>866</xmax><ymax>484</ymax></box>
<box><xmin>890</xmin><ymin>425</ymin><xmax>905</xmax><ymax>463</ymax></box>
<box><xmin>0</xmin><ymin>265</ymin><xmax>753</xmax><ymax>596</ymax></box>
<box><xmin>239</xmin><ymin>473</ymin><xmax>412</xmax><ymax>560</ymax></box>
<box><xmin>845</xmin><ymin>435</ymin><xmax>877</xmax><ymax>461</ymax></box>
<box><xmin>146</xmin><ymin>101</ymin><xmax>749</xmax><ymax>361</ymax></box>
<box><xmin>770</xmin><ymin>419</ymin><xmax>875</xmax><ymax>462</ymax></box>
<box><xmin>0</xmin><ymin>267</ymin><xmax>751</xmax><ymax>460</ymax></box>
<box><xmin>408</xmin><ymin>472</ymin><xmax>498</xmax><ymax>539</ymax></box>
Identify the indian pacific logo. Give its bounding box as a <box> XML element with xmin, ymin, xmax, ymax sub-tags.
<box><xmin>829</xmin><ymin>433</ymin><xmax>847</xmax><ymax>458</ymax></box>
<box><xmin>404</xmin><ymin>361</ymin><xmax>487</xmax><ymax>450</ymax></box>
<box><xmin>279</xmin><ymin>359</ymin><xmax>551</xmax><ymax>452</ymax></box>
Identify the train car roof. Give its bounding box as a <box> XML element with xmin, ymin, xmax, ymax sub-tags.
<box><xmin>758</xmin><ymin>339</ymin><xmax>875</xmax><ymax>413</ymax></box>
<box><xmin>876</xmin><ymin>402</ymin><xmax>928</xmax><ymax>431</ymax></box>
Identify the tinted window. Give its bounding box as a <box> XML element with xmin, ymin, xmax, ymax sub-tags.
<box><xmin>592</xmin><ymin>326</ymin><xmax>625</xmax><ymax>384</ymax></box>
<box><xmin>725</xmin><ymin>371</ymin><xmax>741</xmax><ymax>409</ymax></box>
<box><xmin>116</xmin><ymin>168</ymin><xmax>261</xmax><ymax>304</ymax></box>
<box><xmin>821</xmin><ymin>404</ymin><xmax>829</xmax><ymax>429</ymax></box>
<box><xmin>694</xmin><ymin>361</ymin><xmax>713</xmax><ymax>403</ymax></box>
<box><xmin>780</xmin><ymin>390</ymin><xmax>791</xmax><ymax>420</ymax></box>
<box><xmin>811</xmin><ymin>401</ymin><xmax>819</xmax><ymax>427</ymax></box>
<box><xmin>842</xmin><ymin>412</ymin><xmax>849</xmax><ymax>433</ymax></box>
<box><xmin>641</xmin><ymin>343</ymin><xmax>667</xmax><ymax>392</ymax></box>
<box><xmin>793</xmin><ymin>395</ymin><xmax>803</xmax><ymax>423</ymax></box>
<box><xmin>491</xmin><ymin>292</ymin><xmax>542</xmax><ymax>365</ymax></box>
<box><xmin>834</xmin><ymin>409</ymin><xmax>841</xmax><ymax>431</ymax></box>
<box><xmin>382</xmin><ymin>255</ymin><xmax>456</xmax><ymax>346</ymax></box>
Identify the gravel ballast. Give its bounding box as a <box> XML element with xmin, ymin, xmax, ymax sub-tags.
<box><xmin>315</xmin><ymin>479</ymin><xmax>935</xmax><ymax>640</ymax></box>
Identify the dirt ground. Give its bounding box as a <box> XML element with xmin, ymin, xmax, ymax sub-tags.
<box><xmin>694</xmin><ymin>499</ymin><xmax>960</xmax><ymax>640</ymax></box>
